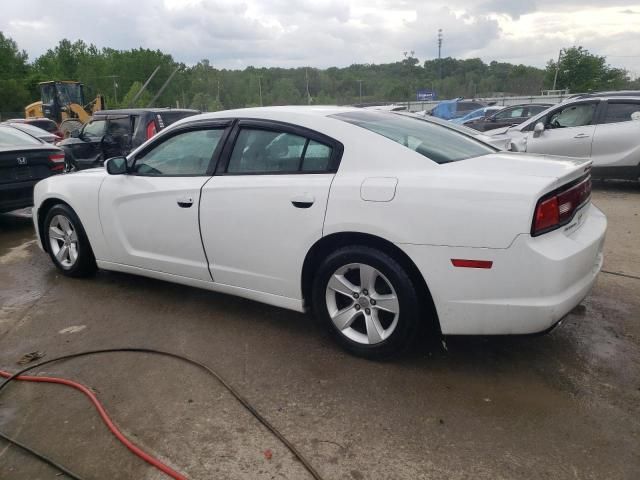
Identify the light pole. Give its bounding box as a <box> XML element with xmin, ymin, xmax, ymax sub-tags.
<box><xmin>437</xmin><ymin>29</ymin><xmax>443</xmax><ymax>80</ymax></box>
<box><xmin>258</xmin><ymin>76</ymin><xmax>263</xmax><ymax>106</ymax></box>
<box><xmin>357</xmin><ymin>79</ymin><xmax>363</xmax><ymax>104</ymax></box>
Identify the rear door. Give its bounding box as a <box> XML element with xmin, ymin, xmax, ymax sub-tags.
<box><xmin>590</xmin><ymin>99</ymin><xmax>640</xmax><ymax>172</ymax></box>
<box><xmin>199</xmin><ymin>120</ymin><xmax>343</xmax><ymax>299</ymax></box>
<box><xmin>99</xmin><ymin>121</ymin><xmax>230</xmax><ymax>280</ymax></box>
<box><xmin>524</xmin><ymin>101</ymin><xmax>599</xmax><ymax>157</ymax></box>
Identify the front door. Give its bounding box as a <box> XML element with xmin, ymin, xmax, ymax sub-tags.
<box><xmin>525</xmin><ymin>101</ymin><xmax>598</xmax><ymax>158</ymax></box>
<box><xmin>99</xmin><ymin>124</ymin><xmax>229</xmax><ymax>281</ymax></box>
<box><xmin>200</xmin><ymin>121</ymin><xmax>342</xmax><ymax>299</ymax></box>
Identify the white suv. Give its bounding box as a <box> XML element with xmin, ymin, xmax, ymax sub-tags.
<box><xmin>487</xmin><ymin>96</ymin><xmax>640</xmax><ymax>180</ymax></box>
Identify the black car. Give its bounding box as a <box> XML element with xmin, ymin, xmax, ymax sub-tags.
<box><xmin>0</xmin><ymin>125</ymin><xmax>65</xmax><ymax>213</ymax></box>
<box><xmin>465</xmin><ymin>103</ymin><xmax>552</xmax><ymax>132</ymax></box>
<box><xmin>59</xmin><ymin>108</ymin><xmax>199</xmax><ymax>171</ymax></box>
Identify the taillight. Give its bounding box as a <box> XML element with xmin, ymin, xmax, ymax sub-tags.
<box><xmin>49</xmin><ymin>153</ymin><xmax>65</xmax><ymax>172</ymax></box>
<box><xmin>532</xmin><ymin>176</ymin><xmax>591</xmax><ymax>236</ymax></box>
<box><xmin>146</xmin><ymin>120</ymin><xmax>157</xmax><ymax>139</ymax></box>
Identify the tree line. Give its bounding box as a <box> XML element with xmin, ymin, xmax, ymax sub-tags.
<box><xmin>1</xmin><ymin>31</ymin><xmax>637</xmax><ymax>116</ymax></box>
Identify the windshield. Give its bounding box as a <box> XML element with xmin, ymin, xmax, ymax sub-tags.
<box><xmin>333</xmin><ymin>111</ymin><xmax>495</xmax><ymax>164</ymax></box>
<box><xmin>56</xmin><ymin>82</ymin><xmax>84</xmax><ymax>106</ymax></box>
<box><xmin>0</xmin><ymin>125</ymin><xmax>43</xmax><ymax>146</ymax></box>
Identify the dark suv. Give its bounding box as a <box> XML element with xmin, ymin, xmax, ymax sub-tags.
<box><xmin>58</xmin><ymin>108</ymin><xmax>199</xmax><ymax>170</ymax></box>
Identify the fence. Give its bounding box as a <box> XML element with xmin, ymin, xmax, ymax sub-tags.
<box><xmin>400</xmin><ymin>93</ymin><xmax>577</xmax><ymax>112</ymax></box>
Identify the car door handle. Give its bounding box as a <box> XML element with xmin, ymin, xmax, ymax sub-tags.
<box><xmin>177</xmin><ymin>196</ymin><xmax>194</xmax><ymax>208</ymax></box>
<box><xmin>291</xmin><ymin>194</ymin><xmax>315</xmax><ymax>209</ymax></box>
<box><xmin>574</xmin><ymin>133</ymin><xmax>590</xmax><ymax>139</ymax></box>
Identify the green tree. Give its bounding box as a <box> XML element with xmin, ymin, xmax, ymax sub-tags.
<box><xmin>0</xmin><ymin>32</ymin><xmax>31</xmax><ymax>114</ymax></box>
<box><xmin>545</xmin><ymin>46</ymin><xmax>629</xmax><ymax>93</ymax></box>
<box><xmin>121</xmin><ymin>81</ymin><xmax>153</xmax><ymax>107</ymax></box>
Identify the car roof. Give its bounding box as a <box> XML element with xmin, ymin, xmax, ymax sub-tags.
<box><xmin>93</xmin><ymin>108</ymin><xmax>200</xmax><ymax>116</ymax></box>
<box><xmin>191</xmin><ymin>105</ymin><xmax>362</xmax><ymax>121</ymax></box>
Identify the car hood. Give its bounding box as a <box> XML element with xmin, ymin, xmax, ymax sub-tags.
<box><xmin>445</xmin><ymin>152</ymin><xmax>591</xmax><ymax>188</ymax></box>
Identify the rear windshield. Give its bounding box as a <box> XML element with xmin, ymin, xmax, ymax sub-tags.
<box><xmin>332</xmin><ymin>111</ymin><xmax>494</xmax><ymax>164</ymax></box>
<box><xmin>29</xmin><ymin>119</ymin><xmax>58</xmax><ymax>133</ymax></box>
<box><xmin>0</xmin><ymin>126</ymin><xmax>43</xmax><ymax>146</ymax></box>
<box><xmin>156</xmin><ymin>111</ymin><xmax>199</xmax><ymax>129</ymax></box>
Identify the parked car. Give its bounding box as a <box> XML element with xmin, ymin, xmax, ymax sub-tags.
<box><xmin>469</xmin><ymin>103</ymin><xmax>552</xmax><ymax>131</ymax></box>
<box><xmin>0</xmin><ymin>124</ymin><xmax>65</xmax><ymax>213</ymax></box>
<box><xmin>32</xmin><ymin>107</ymin><xmax>605</xmax><ymax>358</ymax></box>
<box><xmin>401</xmin><ymin>111</ymin><xmax>512</xmax><ymax>150</ymax></box>
<box><xmin>58</xmin><ymin>108</ymin><xmax>199</xmax><ymax>171</ymax></box>
<box><xmin>486</xmin><ymin>96</ymin><xmax>640</xmax><ymax>180</ymax></box>
<box><xmin>429</xmin><ymin>98</ymin><xmax>486</xmax><ymax>120</ymax></box>
<box><xmin>451</xmin><ymin>106</ymin><xmax>503</xmax><ymax>125</ymax></box>
<box><xmin>3</xmin><ymin>122</ymin><xmax>60</xmax><ymax>144</ymax></box>
<box><xmin>5</xmin><ymin>117</ymin><xmax>63</xmax><ymax>139</ymax></box>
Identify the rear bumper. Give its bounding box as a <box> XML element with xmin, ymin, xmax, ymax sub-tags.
<box><xmin>0</xmin><ymin>180</ymin><xmax>38</xmax><ymax>213</ymax></box>
<box><xmin>401</xmin><ymin>203</ymin><xmax>607</xmax><ymax>335</ymax></box>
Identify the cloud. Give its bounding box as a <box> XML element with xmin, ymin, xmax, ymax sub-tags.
<box><xmin>0</xmin><ymin>0</ymin><xmax>639</xmax><ymax>75</ymax></box>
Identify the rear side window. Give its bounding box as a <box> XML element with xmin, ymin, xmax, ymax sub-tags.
<box><xmin>157</xmin><ymin>111</ymin><xmax>199</xmax><ymax>129</ymax></box>
<box><xmin>227</xmin><ymin>128</ymin><xmax>333</xmax><ymax>174</ymax></box>
<box><xmin>332</xmin><ymin>111</ymin><xmax>494</xmax><ymax>164</ymax></box>
<box><xmin>603</xmin><ymin>102</ymin><xmax>640</xmax><ymax>124</ymax></box>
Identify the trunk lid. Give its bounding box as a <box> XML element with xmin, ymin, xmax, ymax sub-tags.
<box><xmin>0</xmin><ymin>146</ymin><xmax>63</xmax><ymax>185</ymax></box>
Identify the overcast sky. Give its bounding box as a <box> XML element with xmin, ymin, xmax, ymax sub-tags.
<box><xmin>2</xmin><ymin>0</ymin><xmax>640</xmax><ymax>76</ymax></box>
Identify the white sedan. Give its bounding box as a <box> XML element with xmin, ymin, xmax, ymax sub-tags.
<box><xmin>32</xmin><ymin>107</ymin><xmax>606</xmax><ymax>358</ymax></box>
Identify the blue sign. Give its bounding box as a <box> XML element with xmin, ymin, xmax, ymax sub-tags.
<box><xmin>416</xmin><ymin>89</ymin><xmax>436</xmax><ymax>101</ymax></box>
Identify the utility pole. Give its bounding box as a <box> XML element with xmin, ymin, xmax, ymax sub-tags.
<box><xmin>357</xmin><ymin>79</ymin><xmax>363</xmax><ymax>104</ymax></box>
<box><xmin>305</xmin><ymin>68</ymin><xmax>312</xmax><ymax>105</ymax></box>
<box><xmin>552</xmin><ymin>48</ymin><xmax>564</xmax><ymax>91</ymax></box>
<box><xmin>437</xmin><ymin>29</ymin><xmax>443</xmax><ymax>80</ymax></box>
<box><xmin>258</xmin><ymin>76</ymin><xmax>263</xmax><ymax>106</ymax></box>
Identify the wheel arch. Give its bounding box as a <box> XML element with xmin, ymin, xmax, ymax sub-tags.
<box><xmin>37</xmin><ymin>197</ymin><xmax>74</xmax><ymax>253</ymax></box>
<box><xmin>301</xmin><ymin>231</ymin><xmax>441</xmax><ymax>334</ymax></box>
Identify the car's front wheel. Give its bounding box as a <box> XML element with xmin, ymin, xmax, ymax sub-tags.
<box><xmin>312</xmin><ymin>246</ymin><xmax>421</xmax><ymax>359</ymax></box>
<box><xmin>44</xmin><ymin>204</ymin><xmax>97</xmax><ymax>277</ymax></box>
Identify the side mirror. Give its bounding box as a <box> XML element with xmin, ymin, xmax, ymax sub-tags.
<box><xmin>533</xmin><ymin>122</ymin><xmax>545</xmax><ymax>137</ymax></box>
<box><xmin>70</xmin><ymin>129</ymin><xmax>80</xmax><ymax>138</ymax></box>
<box><xmin>105</xmin><ymin>156</ymin><xmax>128</xmax><ymax>175</ymax></box>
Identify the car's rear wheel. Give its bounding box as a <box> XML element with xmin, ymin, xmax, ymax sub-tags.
<box><xmin>312</xmin><ymin>246</ymin><xmax>421</xmax><ymax>359</ymax></box>
<box><xmin>44</xmin><ymin>204</ymin><xmax>97</xmax><ymax>277</ymax></box>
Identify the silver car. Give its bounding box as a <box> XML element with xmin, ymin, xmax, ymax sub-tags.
<box><xmin>486</xmin><ymin>96</ymin><xmax>640</xmax><ymax>180</ymax></box>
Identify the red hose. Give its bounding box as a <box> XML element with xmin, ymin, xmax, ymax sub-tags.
<box><xmin>0</xmin><ymin>369</ymin><xmax>188</xmax><ymax>480</ymax></box>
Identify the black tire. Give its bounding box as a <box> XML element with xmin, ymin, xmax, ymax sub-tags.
<box><xmin>43</xmin><ymin>204</ymin><xmax>97</xmax><ymax>277</ymax></box>
<box><xmin>312</xmin><ymin>245</ymin><xmax>421</xmax><ymax>359</ymax></box>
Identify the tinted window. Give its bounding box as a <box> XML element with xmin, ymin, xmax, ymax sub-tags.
<box><xmin>83</xmin><ymin>120</ymin><xmax>106</xmax><ymax>137</ymax></box>
<box><xmin>227</xmin><ymin>129</ymin><xmax>333</xmax><ymax>174</ymax></box>
<box><xmin>333</xmin><ymin>111</ymin><xmax>494</xmax><ymax>164</ymax></box>
<box><xmin>29</xmin><ymin>119</ymin><xmax>58</xmax><ymax>133</ymax></box>
<box><xmin>107</xmin><ymin>118</ymin><xmax>130</xmax><ymax>136</ymax></box>
<box><xmin>603</xmin><ymin>103</ymin><xmax>640</xmax><ymax>124</ymax></box>
<box><xmin>546</xmin><ymin>103</ymin><xmax>596</xmax><ymax>128</ymax></box>
<box><xmin>0</xmin><ymin>126</ymin><xmax>42</xmax><ymax>146</ymax></box>
<box><xmin>496</xmin><ymin>107</ymin><xmax>524</xmax><ymax>120</ymax></box>
<box><xmin>157</xmin><ymin>111</ymin><xmax>199</xmax><ymax>129</ymax></box>
<box><xmin>528</xmin><ymin>105</ymin><xmax>549</xmax><ymax>116</ymax></box>
<box><xmin>302</xmin><ymin>141</ymin><xmax>332</xmax><ymax>171</ymax></box>
<box><xmin>134</xmin><ymin>129</ymin><xmax>223</xmax><ymax>176</ymax></box>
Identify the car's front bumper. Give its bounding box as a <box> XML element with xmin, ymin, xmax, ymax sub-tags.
<box><xmin>401</xmin><ymin>203</ymin><xmax>607</xmax><ymax>335</ymax></box>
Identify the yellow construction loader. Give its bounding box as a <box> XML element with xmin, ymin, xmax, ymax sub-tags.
<box><xmin>25</xmin><ymin>81</ymin><xmax>105</xmax><ymax>137</ymax></box>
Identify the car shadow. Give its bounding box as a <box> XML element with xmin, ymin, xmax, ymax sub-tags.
<box><xmin>592</xmin><ymin>178</ymin><xmax>640</xmax><ymax>194</ymax></box>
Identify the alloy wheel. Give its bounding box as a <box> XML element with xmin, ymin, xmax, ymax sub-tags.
<box><xmin>325</xmin><ymin>263</ymin><xmax>400</xmax><ymax>345</ymax></box>
<box><xmin>48</xmin><ymin>214</ymin><xmax>79</xmax><ymax>269</ymax></box>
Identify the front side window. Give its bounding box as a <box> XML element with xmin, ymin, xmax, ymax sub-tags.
<box><xmin>107</xmin><ymin>118</ymin><xmax>130</xmax><ymax>136</ymax></box>
<box><xmin>333</xmin><ymin>111</ymin><xmax>494</xmax><ymax>164</ymax></box>
<box><xmin>227</xmin><ymin>129</ymin><xmax>333</xmax><ymax>174</ymax></box>
<box><xmin>82</xmin><ymin>120</ymin><xmax>106</xmax><ymax>138</ymax></box>
<box><xmin>546</xmin><ymin>103</ymin><xmax>596</xmax><ymax>128</ymax></box>
<box><xmin>603</xmin><ymin>102</ymin><xmax>640</xmax><ymax>124</ymax></box>
<box><xmin>495</xmin><ymin>107</ymin><xmax>524</xmax><ymax>120</ymax></box>
<box><xmin>133</xmin><ymin>128</ymin><xmax>223</xmax><ymax>176</ymax></box>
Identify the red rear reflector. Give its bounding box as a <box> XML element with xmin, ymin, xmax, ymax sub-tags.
<box><xmin>146</xmin><ymin>120</ymin><xmax>157</xmax><ymax>139</ymax></box>
<box><xmin>49</xmin><ymin>153</ymin><xmax>65</xmax><ymax>163</ymax></box>
<box><xmin>51</xmin><ymin>164</ymin><xmax>64</xmax><ymax>172</ymax></box>
<box><xmin>451</xmin><ymin>259</ymin><xmax>493</xmax><ymax>269</ymax></box>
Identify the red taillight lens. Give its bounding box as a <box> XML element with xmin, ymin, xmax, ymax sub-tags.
<box><xmin>146</xmin><ymin>120</ymin><xmax>157</xmax><ymax>139</ymax></box>
<box><xmin>532</xmin><ymin>176</ymin><xmax>591</xmax><ymax>236</ymax></box>
<box><xmin>49</xmin><ymin>153</ymin><xmax>65</xmax><ymax>172</ymax></box>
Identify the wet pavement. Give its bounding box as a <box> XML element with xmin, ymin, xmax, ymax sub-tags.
<box><xmin>0</xmin><ymin>182</ymin><xmax>639</xmax><ymax>480</ymax></box>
